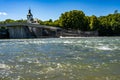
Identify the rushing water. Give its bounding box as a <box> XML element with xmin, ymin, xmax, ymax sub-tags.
<box><xmin>0</xmin><ymin>37</ymin><xmax>120</xmax><ymax>80</ymax></box>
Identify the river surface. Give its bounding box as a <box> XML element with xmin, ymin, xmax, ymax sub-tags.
<box><xmin>0</xmin><ymin>37</ymin><xmax>120</xmax><ymax>80</ymax></box>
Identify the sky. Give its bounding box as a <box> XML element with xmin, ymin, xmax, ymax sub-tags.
<box><xmin>0</xmin><ymin>0</ymin><xmax>120</xmax><ymax>21</ymax></box>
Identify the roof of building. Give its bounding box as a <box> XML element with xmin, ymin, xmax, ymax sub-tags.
<box><xmin>27</xmin><ymin>9</ymin><xmax>33</xmax><ymax>16</ymax></box>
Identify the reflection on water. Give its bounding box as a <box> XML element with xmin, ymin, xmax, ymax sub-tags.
<box><xmin>0</xmin><ymin>37</ymin><xmax>120</xmax><ymax>80</ymax></box>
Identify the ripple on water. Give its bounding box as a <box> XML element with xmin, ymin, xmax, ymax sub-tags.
<box><xmin>0</xmin><ymin>38</ymin><xmax>120</xmax><ymax>80</ymax></box>
<box><xmin>0</xmin><ymin>64</ymin><xmax>10</xmax><ymax>70</ymax></box>
<box><xmin>0</xmin><ymin>63</ymin><xmax>12</xmax><ymax>78</ymax></box>
<box><xmin>96</xmin><ymin>46</ymin><xmax>113</xmax><ymax>50</ymax></box>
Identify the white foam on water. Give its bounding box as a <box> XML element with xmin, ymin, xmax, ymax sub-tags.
<box><xmin>63</xmin><ymin>41</ymin><xmax>74</xmax><ymax>43</ymax></box>
<box><xmin>56</xmin><ymin>63</ymin><xmax>63</xmax><ymax>68</ymax></box>
<box><xmin>60</xmin><ymin>36</ymin><xmax>84</xmax><ymax>38</ymax></box>
<box><xmin>0</xmin><ymin>63</ymin><xmax>10</xmax><ymax>70</ymax></box>
<box><xmin>0</xmin><ymin>63</ymin><xmax>12</xmax><ymax>78</ymax></box>
<box><xmin>72</xmin><ymin>56</ymin><xmax>83</xmax><ymax>60</ymax></box>
<box><xmin>96</xmin><ymin>46</ymin><xmax>113</xmax><ymax>50</ymax></box>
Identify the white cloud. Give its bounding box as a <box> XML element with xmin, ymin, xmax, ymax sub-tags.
<box><xmin>0</xmin><ymin>12</ymin><xmax>8</xmax><ymax>16</ymax></box>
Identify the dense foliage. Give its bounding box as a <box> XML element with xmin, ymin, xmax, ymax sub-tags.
<box><xmin>0</xmin><ymin>19</ymin><xmax>26</xmax><ymax>24</ymax></box>
<box><xmin>98</xmin><ymin>13</ymin><xmax>120</xmax><ymax>36</ymax></box>
<box><xmin>59</xmin><ymin>10</ymin><xmax>86</xmax><ymax>30</ymax></box>
<box><xmin>0</xmin><ymin>10</ymin><xmax>120</xmax><ymax>36</ymax></box>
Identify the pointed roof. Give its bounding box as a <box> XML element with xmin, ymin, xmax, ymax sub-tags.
<box><xmin>27</xmin><ymin>9</ymin><xmax>33</xmax><ymax>16</ymax></box>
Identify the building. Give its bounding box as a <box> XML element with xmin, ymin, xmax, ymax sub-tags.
<box><xmin>27</xmin><ymin>9</ymin><xmax>39</xmax><ymax>24</ymax></box>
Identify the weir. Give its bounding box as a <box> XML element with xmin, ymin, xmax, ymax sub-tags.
<box><xmin>0</xmin><ymin>23</ymin><xmax>62</xmax><ymax>39</ymax></box>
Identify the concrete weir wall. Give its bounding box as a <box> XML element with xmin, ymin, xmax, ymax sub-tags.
<box><xmin>8</xmin><ymin>26</ymin><xmax>30</xmax><ymax>39</ymax></box>
<box><xmin>0</xmin><ymin>23</ymin><xmax>62</xmax><ymax>39</ymax></box>
<box><xmin>28</xmin><ymin>27</ymin><xmax>43</xmax><ymax>38</ymax></box>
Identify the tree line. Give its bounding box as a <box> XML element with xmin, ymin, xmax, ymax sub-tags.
<box><xmin>0</xmin><ymin>10</ymin><xmax>120</xmax><ymax>36</ymax></box>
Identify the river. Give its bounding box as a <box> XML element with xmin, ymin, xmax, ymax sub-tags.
<box><xmin>0</xmin><ymin>37</ymin><xmax>120</xmax><ymax>80</ymax></box>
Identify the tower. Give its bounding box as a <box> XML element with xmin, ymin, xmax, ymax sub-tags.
<box><xmin>27</xmin><ymin>9</ymin><xmax>33</xmax><ymax>23</ymax></box>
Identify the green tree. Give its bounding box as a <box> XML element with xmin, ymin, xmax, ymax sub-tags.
<box><xmin>89</xmin><ymin>15</ymin><xmax>99</xmax><ymax>31</ymax></box>
<box><xmin>59</xmin><ymin>10</ymin><xmax>86</xmax><ymax>30</ymax></box>
<box><xmin>110</xmin><ymin>13</ymin><xmax>120</xmax><ymax>35</ymax></box>
<box><xmin>4</xmin><ymin>19</ymin><xmax>15</xmax><ymax>23</ymax></box>
<box><xmin>42</xmin><ymin>19</ymin><xmax>54</xmax><ymax>26</ymax></box>
<box><xmin>98</xmin><ymin>16</ymin><xmax>112</xmax><ymax>36</ymax></box>
<box><xmin>98</xmin><ymin>13</ymin><xmax>120</xmax><ymax>36</ymax></box>
<box><xmin>15</xmin><ymin>19</ymin><xmax>27</xmax><ymax>23</ymax></box>
<box><xmin>84</xmin><ymin>16</ymin><xmax>90</xmax><ymax>31</ymax></box>
<box><xmin>53</xmin><ymin>20</ymin><xmax>60</xmax><ymax>27</ymax></box>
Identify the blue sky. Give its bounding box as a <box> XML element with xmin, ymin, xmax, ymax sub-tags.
<box><xmin>0</xmin><ymin>0</ymin><xmax>120</xmax><ymax>21</ymax></box>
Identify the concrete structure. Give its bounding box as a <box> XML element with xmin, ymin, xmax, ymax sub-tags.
<box><xmin>61</xmin><ymin>29</ymin><xmax>98</xmax><ymax>37</ymax></box>
<box><xmin>0</xmin><ymin>23</ymin><xmax>62</xmax><ymax>39</ymax></box>
<box><xmin>27</xmin><ymin>9</ymin><xmax>39</xmax><ymax>24</ymax></box>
